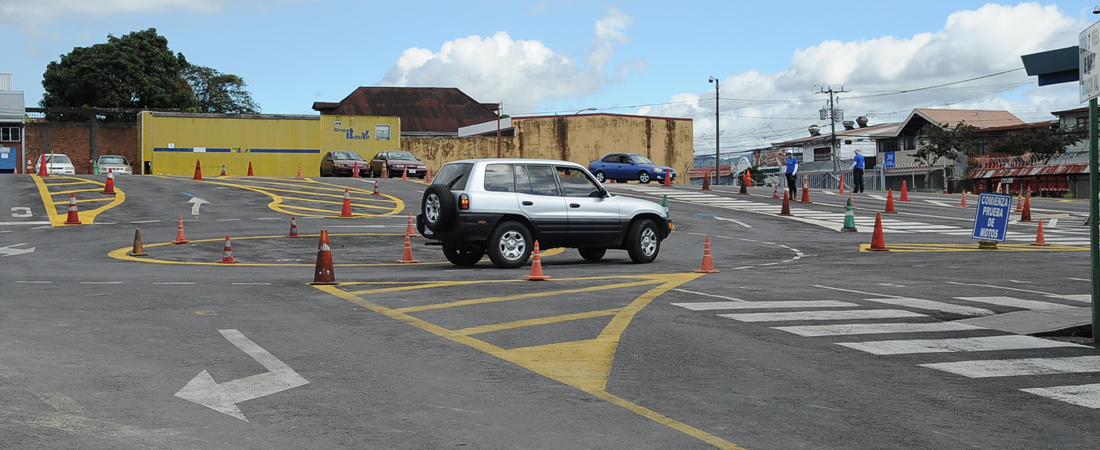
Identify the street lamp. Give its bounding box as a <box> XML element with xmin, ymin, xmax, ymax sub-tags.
<box><xmin>709</xmin><ymin>76</ymin><xmax>719</xmax><ymax>186</ymax></box>
<box><xmin>574</xmin><ymin>107</ymin><xmax>596</xmax><ymax>115</ymax></box>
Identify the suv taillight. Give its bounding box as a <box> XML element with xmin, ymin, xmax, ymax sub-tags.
<box><xmin>459</xmin><ymin>194</ymin><xmax>470</xmax><ymax>210</ymax></box>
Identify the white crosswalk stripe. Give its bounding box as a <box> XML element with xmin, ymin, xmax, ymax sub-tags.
<box><xmin>861</xmin><ymin>297</ymin><xmax>994</xmax><ymax>317</ymax></box>
<box><xmin>718</xmin><ymin>309</ymin><xmax>925</xmax><ymax>322</ymax></box>
<box><xmin>671</xmin><ymin>300</ymin><xmax>857</xmax><ymax>311</ymax></box>
<box><xmin>954</xmin><ymin>296</ymin><xmax>1077</xmax><ymax>311</ymax></box>
<box><xmin>1021</xmin><ymin>384</ymin><xmax>1100</xmax><ymax>409</ymax></box>
<box><xmin>921</xmin><ymin>356</ymin><xmax>1100</xmax><ymax>378</ymax></box>
<box><xmin>774</xmin><ymin>322</ymin><xmax>986</xmax><ymax>337</ymax></box>
<box><xmin>838</xmin><ymin>335</ymin><xmax>1087</xmax><ymax>355</ymax></box>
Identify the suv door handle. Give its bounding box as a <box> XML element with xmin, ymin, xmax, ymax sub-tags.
<box><xmin>570</xmin><ymin>203</ymin><xmax>580</xmax><ymax>208</ymax></box>
<box><xmin>522</xmin><ymin>201</ymin><xmax>533</xmax><ymax>206</ymax></box>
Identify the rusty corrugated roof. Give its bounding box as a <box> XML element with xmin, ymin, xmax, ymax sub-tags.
<box><xmin>313</xmin><ymin>87</ymin><xmax>498</xmax><ymax>133</ymax></box>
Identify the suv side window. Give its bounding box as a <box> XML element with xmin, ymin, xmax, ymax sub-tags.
<box><xmin>557</xmin><ymin>166</ymin><xmax>602</xmax><ymax>197</ymax></box>
<box><xmin>483</xmin><ymin>164</ymin><xmax>515</xmax><ymax>192</ymax></box>
<box><xmin>516</xmin><ymin>165</ymin><xmax>560</xmax><ymax>196</ymax></box>
<box><xmin>432</xmin><ymin>163</ymin><xmax>473</xmax><ymax>190</ymax></box>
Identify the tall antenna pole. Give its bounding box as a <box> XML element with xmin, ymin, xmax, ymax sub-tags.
<box><xmin>815</xmin><ymin>84</ymin><xmax>849</xmax><ymax>172</ymax></box>
<box><xmin>710</xmin><ymin>76</ymin><xmax>720</xmax><ymax>186</ymax></box>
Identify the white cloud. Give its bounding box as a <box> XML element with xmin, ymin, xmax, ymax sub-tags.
<box><xmin>643</xmin><ymin>2</ymin><xmax>1087</xmax><ymax>155</ymax></box>
<box><xmin>378</xmin><ymin>7</ymin><xmax>646</xmax><ymax>111</ymax></box>
<box><xmin>0</xmin><ymin>0</ymin><xmax>222</xmax><ymax>35</ymax></box>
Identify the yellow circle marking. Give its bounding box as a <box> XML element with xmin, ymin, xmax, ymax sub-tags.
<box><xmin>153</xmin><ymin>175</ymin><xmax>404</xmax><ymax>218</ymax></box>
<box><xmin>32</xmin><ymin>175</ymin><xmax>126</xmax><ymax>226</ymax></box>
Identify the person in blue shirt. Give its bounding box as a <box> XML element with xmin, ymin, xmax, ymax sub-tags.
<box><xmin>849</xmin><ymin>149</ymin><xmax>865</xmax><ymax>193</ymax></box>
<box><xmin>784</xmin><ymin>150</ymin><xmax>799</xmax><ymax>200</ymax></box>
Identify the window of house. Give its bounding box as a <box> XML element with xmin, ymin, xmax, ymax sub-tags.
<box><xmin>903</xmin><ymin>136</ymin><xmax>916</xmax><ymax>150</ymax></box>
<box><xmin>1077</xmin><ymin>116</ymin><xmax>1088</xmax><ymax>127</ymax></box>
<box><xmin>877</xmin><ymin>139</ymin><xmax>898</xmax><ymax>153</ymax></box>
<box><xmin>0</xmin><ymin>127</ymin><xmax>20</xmax><ymax>142</ymax></box>
<box><xmin>375</xmin><ymin>124</ymin><xmax>391</xmax><ymax>141</ymax></box>
<box><xmin>977</xmin><ymin>138</ymin><xmax>989</xmax><ymax>155</ymax></box>
<box><xmin>813</xmin><ymin>147</ymin><xmax>831</xmax><ymax>162</ymax></box>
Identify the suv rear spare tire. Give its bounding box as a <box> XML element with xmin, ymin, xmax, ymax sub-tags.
<box><xmin>487</xmin><ymin>221</ymin><xmax>532</xmax><ymax>269</ymax></box>
<box><xmin>421</xmin><ymin>184</ymin><xmax>457</xmax><ymax>232</ymax></box>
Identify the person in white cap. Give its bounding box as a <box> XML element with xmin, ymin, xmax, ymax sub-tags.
<box><xmin>784</xmin><ymin>149</ymin><xmax>799</xmax><ymax>200</ymax></box>
<box><xmin>850</xmin><ymin>149</ymin><xmax>865</xmax><ymax>193</ymax></box>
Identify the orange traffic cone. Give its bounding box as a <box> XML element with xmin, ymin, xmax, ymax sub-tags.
<box><xmin>37</xmin><ymin>154</ymin><xmax>49</xmax><ymax>177</ymax></box>
<box><xmin>900</xmin><ymin>180</ymin><xmax>910</xmax><ymax>201</ymax></box>
<box><xmin>701</xmin><ymin>170</ymin><xmax>711</xmax><ymax>191</ymax></box>
<box><xmin>1021</xmin><ymin>194</ymin><xmax>1032</xmax><ymax>222</ymax></box>
<box><xmin>192</xmin><ymin>159</ymin><xmax>203</xmax><ymax>181</ymax></box>
<box><xmin>63</xmin><ymin>193</ymin><xmax>81</xmax><ymax>225</ymax></box>
<box><xmin>739</xmin><ymin>170</ymin><xmax>749</xmax><ymax>195</ymax></box>
<box><xmin>310</xmin><ymin>230</ymin><xmax>338</xmax><ymax>285</ymax></box>
<box><xmin>296</xmin><ymin>164</ymin><xmax>304</xmax><ymax>179</ymax></box>
<box><xmin>396</xmin><ymin>234</ymin><xmax>419</xmax><ymax>263</ymax></box>
<box><xmin>381</xmin><ymin>162</ymin><xmax>389</xmax><ymax>178</ymax></box>
<box><xmin>800</xmin><ymin>178</ymin><xmax>811</xmax><ymax>203</ymax></box>
<box><xmin>247</xmin><ymin>161</ymin><xmax>254</xmax><ymax>176</ymax></box>
<box><xmin>868</xmin><ymin>213</ymin><xmax>889</xmax><ymax>251</ymax></box>
<box><xmin>172</xmin><ymin>217</ymin><xmax>190</xmax><ymax>244</ymax></box>
<box><xmin>884</xmin><ymin>189</ymin><xmax>897</xmax><ymax>213</ymax></box>
<box><xmin>523</xmin><ymin>241</ymin><xmax>551</xmax><ymax>280</ymax></box>
<box><xmin>128</xmin><ymin>228</ymin><xmax>148</xmax><ymax>257</ymax></box>
<box><xmin>352</xmin><ymin>162</ymin><xmax>361</xmax><ymax>178</ymax></box>
<box><xmin>101</xmin><ymin>168</ymin><xmax>116</xmax><ymax>195</ymax></box>
<box><xmin>1015</xmin><ymin>192</ymin><xmax>1023</xmax><ymax>212</ymax></box>
<box><xmin>849</xmin><ymin>192</ymin><xmax>856</xmax><ymax>209</ymax></box>
<box><xmin>404</xmin><ymin>213</ymin><xmax>418</xmax><ymax>237</ymax></box>
<box><xmin>372</xmin><ymin>180</ymin><xmax>380</xmax><ymax>196</ymax></box>
<box><xmin>838</xmin><ymin>174</ymin><xmax>845</xmax><ymax>195</ymax></box>
<box><xmin>217</xmin><ymin>236</ymin><xmax>239</xmax><ymax>264</ymax></box>
<box><xmin>220</xmin><ymin>165</ymin><xmax>226</xmax><ymax>176</ymax></box>
<box><xmin>958</xmin><ymin>191</ymin><xmax>968</xmax><ymax>207</ymax></box>
<box><xmin>288</xmin><ymin>216</ymin><xmax>300</xmax><ymax>238</ymax></box>
<box><xmin>1031</xmin><ymin>219</ymin><xmax>1049</xmax><ymax>246</ymax></box>
<box><xmin>340</xmin><ymin>189</ymin><xmax>353</xmax><ymax>217</ymax></box>
<box><xmin>402</xmin><ymin>166</ymin><xmax>408</xmax><ymax>180</ymax></box>
<box><xmin>693</xmin><ymin>236</ymin><xmax>721</xmax><ymax>273</ymax></box>
<box><xmin>663</xmin><ymin>168</ymin><xmax>672</xmax><ymax>187</ymax></box>
<box><xmin>425</xmin><ymin>169</ymin><xmax>432</xmax><ymax>184</ymax></box>
<box><xmin>772</xmin><ymin>184</ymin><xmax>780</xmax><ymax>199</ymax></box>
<box><xmin>779</xmin><ymin>195</ymin><xmax>793</xmax><ymax>216</ymax></box>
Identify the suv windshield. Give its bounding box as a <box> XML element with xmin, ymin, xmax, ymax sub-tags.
<box><xmin>630</xmin><ymin>154</ymin><xmax>655</xmax><ymax>164</ymax></box>
<box><xmin>433</xmin><ymin>163</ymin><xmax>472</xmax><ymax>190</ymax></box>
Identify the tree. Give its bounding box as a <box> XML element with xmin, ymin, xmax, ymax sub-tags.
<box><xmin>180</xmin><ymin>65</ymin><xmax>260</xmax><ymax>114</ymax></box>
<box><xmin>41</xmin><ymin>28</ymin><xmax>195</xmax><ymax>113</ymax></box>
<box><xmin>915</xmin><ymin>121</ymin><xmax>978</xmax><ymax>189</ymax></box>
<box><xmin>992</xmin><ymin>125</ymin><xmax>1086</xmax><ymax>165</ymax></box>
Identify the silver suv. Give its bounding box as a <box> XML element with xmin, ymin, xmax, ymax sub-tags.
<box><xmin>417</xmin><ymin>159</ymin><xmax>672</xmax><ymax>269</ymax></box>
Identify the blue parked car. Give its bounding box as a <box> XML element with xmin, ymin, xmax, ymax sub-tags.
<box><xmin>588</xmin><ymin>153</ymin><xmax>676</xmax><ymax>184</ymax></box>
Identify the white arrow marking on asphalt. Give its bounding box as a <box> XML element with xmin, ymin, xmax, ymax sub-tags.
<box><xmin>187</xmin><ymin>197</ymin><xmax>209</xmax><ymax>216</ymax></box>
<box><xmin>10</xmin><ymin>206</ymin><xmax>32</xmax><ymax>218</ymax></box>
<box><xmin>714</xmin><ymin>216</ymin><xmax>752</xmax><ymax>229</ymax></box>
<box><xmin>0</xmin><ymin>243</ymin><xmax>35</xmax><ymax>257</ymax></box>
<box><xmin>175</xmin><ymin>329</ymin><xmax>308</xmax><ymax>422</ymax></box>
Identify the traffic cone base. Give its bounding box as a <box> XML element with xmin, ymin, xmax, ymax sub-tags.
<box><xmin>397</xmin><ymin>234</ymin><xmax>419</xmax><ymax>263</ymax></box>
<box><xmin>693</xmin><ymin>237</ymin><xmax>721</xmax><ymax>273</ymax></box>
<box><xmin>868</xmin><ymin>213</ymin><xmax>889</xmax><ymax>251</ymax></box>
<box><xmin>128</xmin><ymin>228</ymin><xmax>148</xmax><ymax>257</ymax></box>
<box><xmin>311</xmin><ymin>230</ymin><xmax>338</xmax><ymax>285</ymax></box>
<box><xmin>288</xmin><ymin>216</ymin><xmax>300</xmax><ymax>238</ymax></box>
<box><xmin>101</xmin><ymin>169</ymin><xmax>116</xmax><ymax>195</ymax></box>
<box><xmin>1031</xmin><ymin>219</ymin><xmax>1049</xmax><ymax>246</ymax></box>
<box><xmin>172</xmin><ymin>217</ymin><xmax>190</xmax><ymax>244</ymax></box>
<box><xmin>64</xmin><ymin>193</ymin><xmax>81</xmax><ymax>225</ymax></box>
<box><xmin>523</xmin><ymin>241</ymin><xmax>551</xmax><ymax>280</ymax></box>
<box><xmin>217</xmin><ymin>236</ymin><xmax>239</xmax><ymax>263</ymax></box>
<box><xmin>884</xmin><ymin>189</ymin><xmax>897</xmax><ymax>213</ymax></box>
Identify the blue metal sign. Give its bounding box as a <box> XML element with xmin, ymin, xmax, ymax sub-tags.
<box><xmin>884</xmin><ymin>151</ymin><xmax>896</xmax><ymax>168</ymax></box>
<box><xmin>971</xmin><ymin>192</ymin><xmax>1013</xmax><ymax>242</ymax></box>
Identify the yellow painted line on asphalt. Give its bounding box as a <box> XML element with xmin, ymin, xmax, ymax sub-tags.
<box><xmin>155</xmin><ymin>175</ymin><xmax>404</xmax><ymax>218</ymax></box>
<box><xmin>859</xmin><ymin>243</ymin><xmax>1088</xmax><ymax>252</ymax></box>
<box><xmin>312</xmin><ymin>272</ymin><xmax>744</xmax><ymax>449</ymax></box>
<box><xmin>452</xmin><ymin>308</ymin><xmax>622</xmax><ymax>336</ymax></box>
<box><xmin>395</xmin><ymin>279</ymin><xmax>665</xmax><ymax>313</ymax></box>
<box><xmin>33</xmin><ymin>175</ymin><xmax>125</xmax><ymax>226</ymax></box>
<box><xmin>56</xmin><ymin>198</ymin><xmax>115</xmax><ymax>205</ymax></box>
<box><xmin>49</xmin><ymin>188</ymin><xmax>106</xmax><ymax>195</ymax></box>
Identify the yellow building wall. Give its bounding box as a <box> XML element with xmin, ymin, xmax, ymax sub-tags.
<box><xmin>139</xmin><ymin>112</ymin><xmax>400</xmax><ymax>177</ymax></box>
<box><xmin>401</xmin><ymin>114</ymin><xmax>693</xmax><ymax>183</ymax></box>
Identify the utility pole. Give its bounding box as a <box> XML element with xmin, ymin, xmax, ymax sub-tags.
<box><xmin>815</xmin><ymin>85</ymin><xmax>848</xmax><ymax>172</ymax></box>
<box><xmin>496</xmin><ymin>102</ymin><xmax>502</xmax><ymax>158</ymax></box>
<box><xmin>709</xmin><ymin>76</ymin><xmax>720</xmax><ymax>186</ymax></box>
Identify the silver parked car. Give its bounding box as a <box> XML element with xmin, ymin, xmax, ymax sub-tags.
<box><xmin>417</xmin><ymin>159</ymin><xmax>672</xmax><ymax>269</ymax></box>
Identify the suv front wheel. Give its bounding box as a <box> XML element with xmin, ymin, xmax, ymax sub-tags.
<box><xmin>443</xmin><ymin>244</ymin><xmax>484</xmax><ymax>266</ymax></box>
<box><xmin>626</xmin><ymin>219</ymin><xmax>660</xmax><ymax>263</ymax></box>
<box><xmin>487</xmin><ymin>221</ymin><xmax>532</xmax><ymax>269</ymax></box>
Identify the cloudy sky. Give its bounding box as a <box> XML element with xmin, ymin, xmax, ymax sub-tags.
<box><xmin>0</xmin><ymin>1</ymin><xmax>1094</xmax><ymax>156</ymax></box>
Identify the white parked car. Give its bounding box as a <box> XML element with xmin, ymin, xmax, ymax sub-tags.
<box><xmin>40</xmin><ymin>154</ymin><xmax>76</xmax><ymax>175</ymax></box>
<box><xmin>96</xmin><ymin>155</ymin><xmax>132</xmax><ymax>175</ymax></box>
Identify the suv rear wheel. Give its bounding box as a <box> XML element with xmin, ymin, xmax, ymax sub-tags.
<box><xmin>422</xmin><ymin>184</ymin><xmax>457</xmax><ymax>232</ymax></box>
<box><xmin>443</xmin><ymin>244</ymin><xmax>484</xmax><ymax>266</ymax></box>
<box><xmin>626</xmin><ymin>219</ymin><xmax>660</xmax><ymax>263</ymax></box>
<box><xmin>487</xmin><ymin>221</ymin><xmax>532</xmax><ymax>269</ymax></box>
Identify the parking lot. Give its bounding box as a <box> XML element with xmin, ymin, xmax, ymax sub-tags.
<box><xmin>2</xmin><ymin>173</ymin><xmax>1098</xmax><ymax>449</ymax></box>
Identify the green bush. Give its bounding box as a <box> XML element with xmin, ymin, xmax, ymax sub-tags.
<box><xmin>1065</xmin><ymin>192</ymin><xmax>1075</xmax><ymax>199</ymax></box>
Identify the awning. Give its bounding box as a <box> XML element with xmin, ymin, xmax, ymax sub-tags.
<box><xmin>969</xmin><ymin>164</ymin><xmax>1088</xmax><ymax>179</ymax></box>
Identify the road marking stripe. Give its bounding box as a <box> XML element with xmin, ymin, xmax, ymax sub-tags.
<box><xmin>671</xmin><ymin>288</ymin><xmax>745</xmax><ymax>302</ymax></box>
<box><xmin>1022</xmin><ymin>384</ymin><xmax>1100</xmax><ymax>409</ymax></box>
<box><xmin>453</xmin><ymin>308</ymin><xmax>622</xmax><ymax>336</ymax></box>
<box><xmin>953</xmin><ymin>296</ymin><xmax>1076</xmax><ymax>311</ymax></box>
<box><xmin>15</xmin><ymin>281</ymin><xmax>51</xmax><ymax>283</ymax></box>
<box><xmin>672</xmin><ymin>301</ymin><xmax>857</xmax><ymax>311</ymax></box>
<box><xmin>921</xmin><ymin>356</ymin><xmax>1100</xmax><ymax>378</ymax></box>
<box><xmin>838</xmin><ymin>335</ymin><xmax>1087</xmax><ymax>355</ymax></box>
<box><xmin>718</xmin><ymin>309</ymin><xmax>924</xmax><ymax>322</ymax></box>
<box><xmin>232</xmin><ymin>282</ymin><xmax>273</xmax><ymax>285</ymax></box>
<box><xmin>396</xmin><ymin>279</ymin><xmax>665</xmax><ymax>313</ymax></box>
<box><xmin>775</xmin><ymin>322</ymin><xmax>986</xmax><ymax>337</ymax></box>
<box><xmin>0</xmin><ymin>221</ymin><xmax>52</xmax><ymax>225</ymax></box>
<box><xmin>129</xmin><ymin>220</ymin><xmax>160</xmax><ymax>224</ymax></box>
<box><xmin>215</xmin><ymin>219</ymin><xmax>241</xmax><ymax>222</ymax></box>
<box><xmin>79</xmin><ymin>281</ymin><xmax>122</xmax><ymax>284</ymax></box>
<box><xmin>861</xmin><ymin>297</ymin><xmax>995</xmax><ymax>316</ymax></box>
<box><xmin>154</xmin><ymin>282</ymin><xmax>195</xmax><ymax>285</ymax></box>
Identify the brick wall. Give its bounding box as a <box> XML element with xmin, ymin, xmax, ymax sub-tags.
<box><xmin>24</xmin><ymin>122</ymin><xmax>138</xmax><ymax>174</ymax></box>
